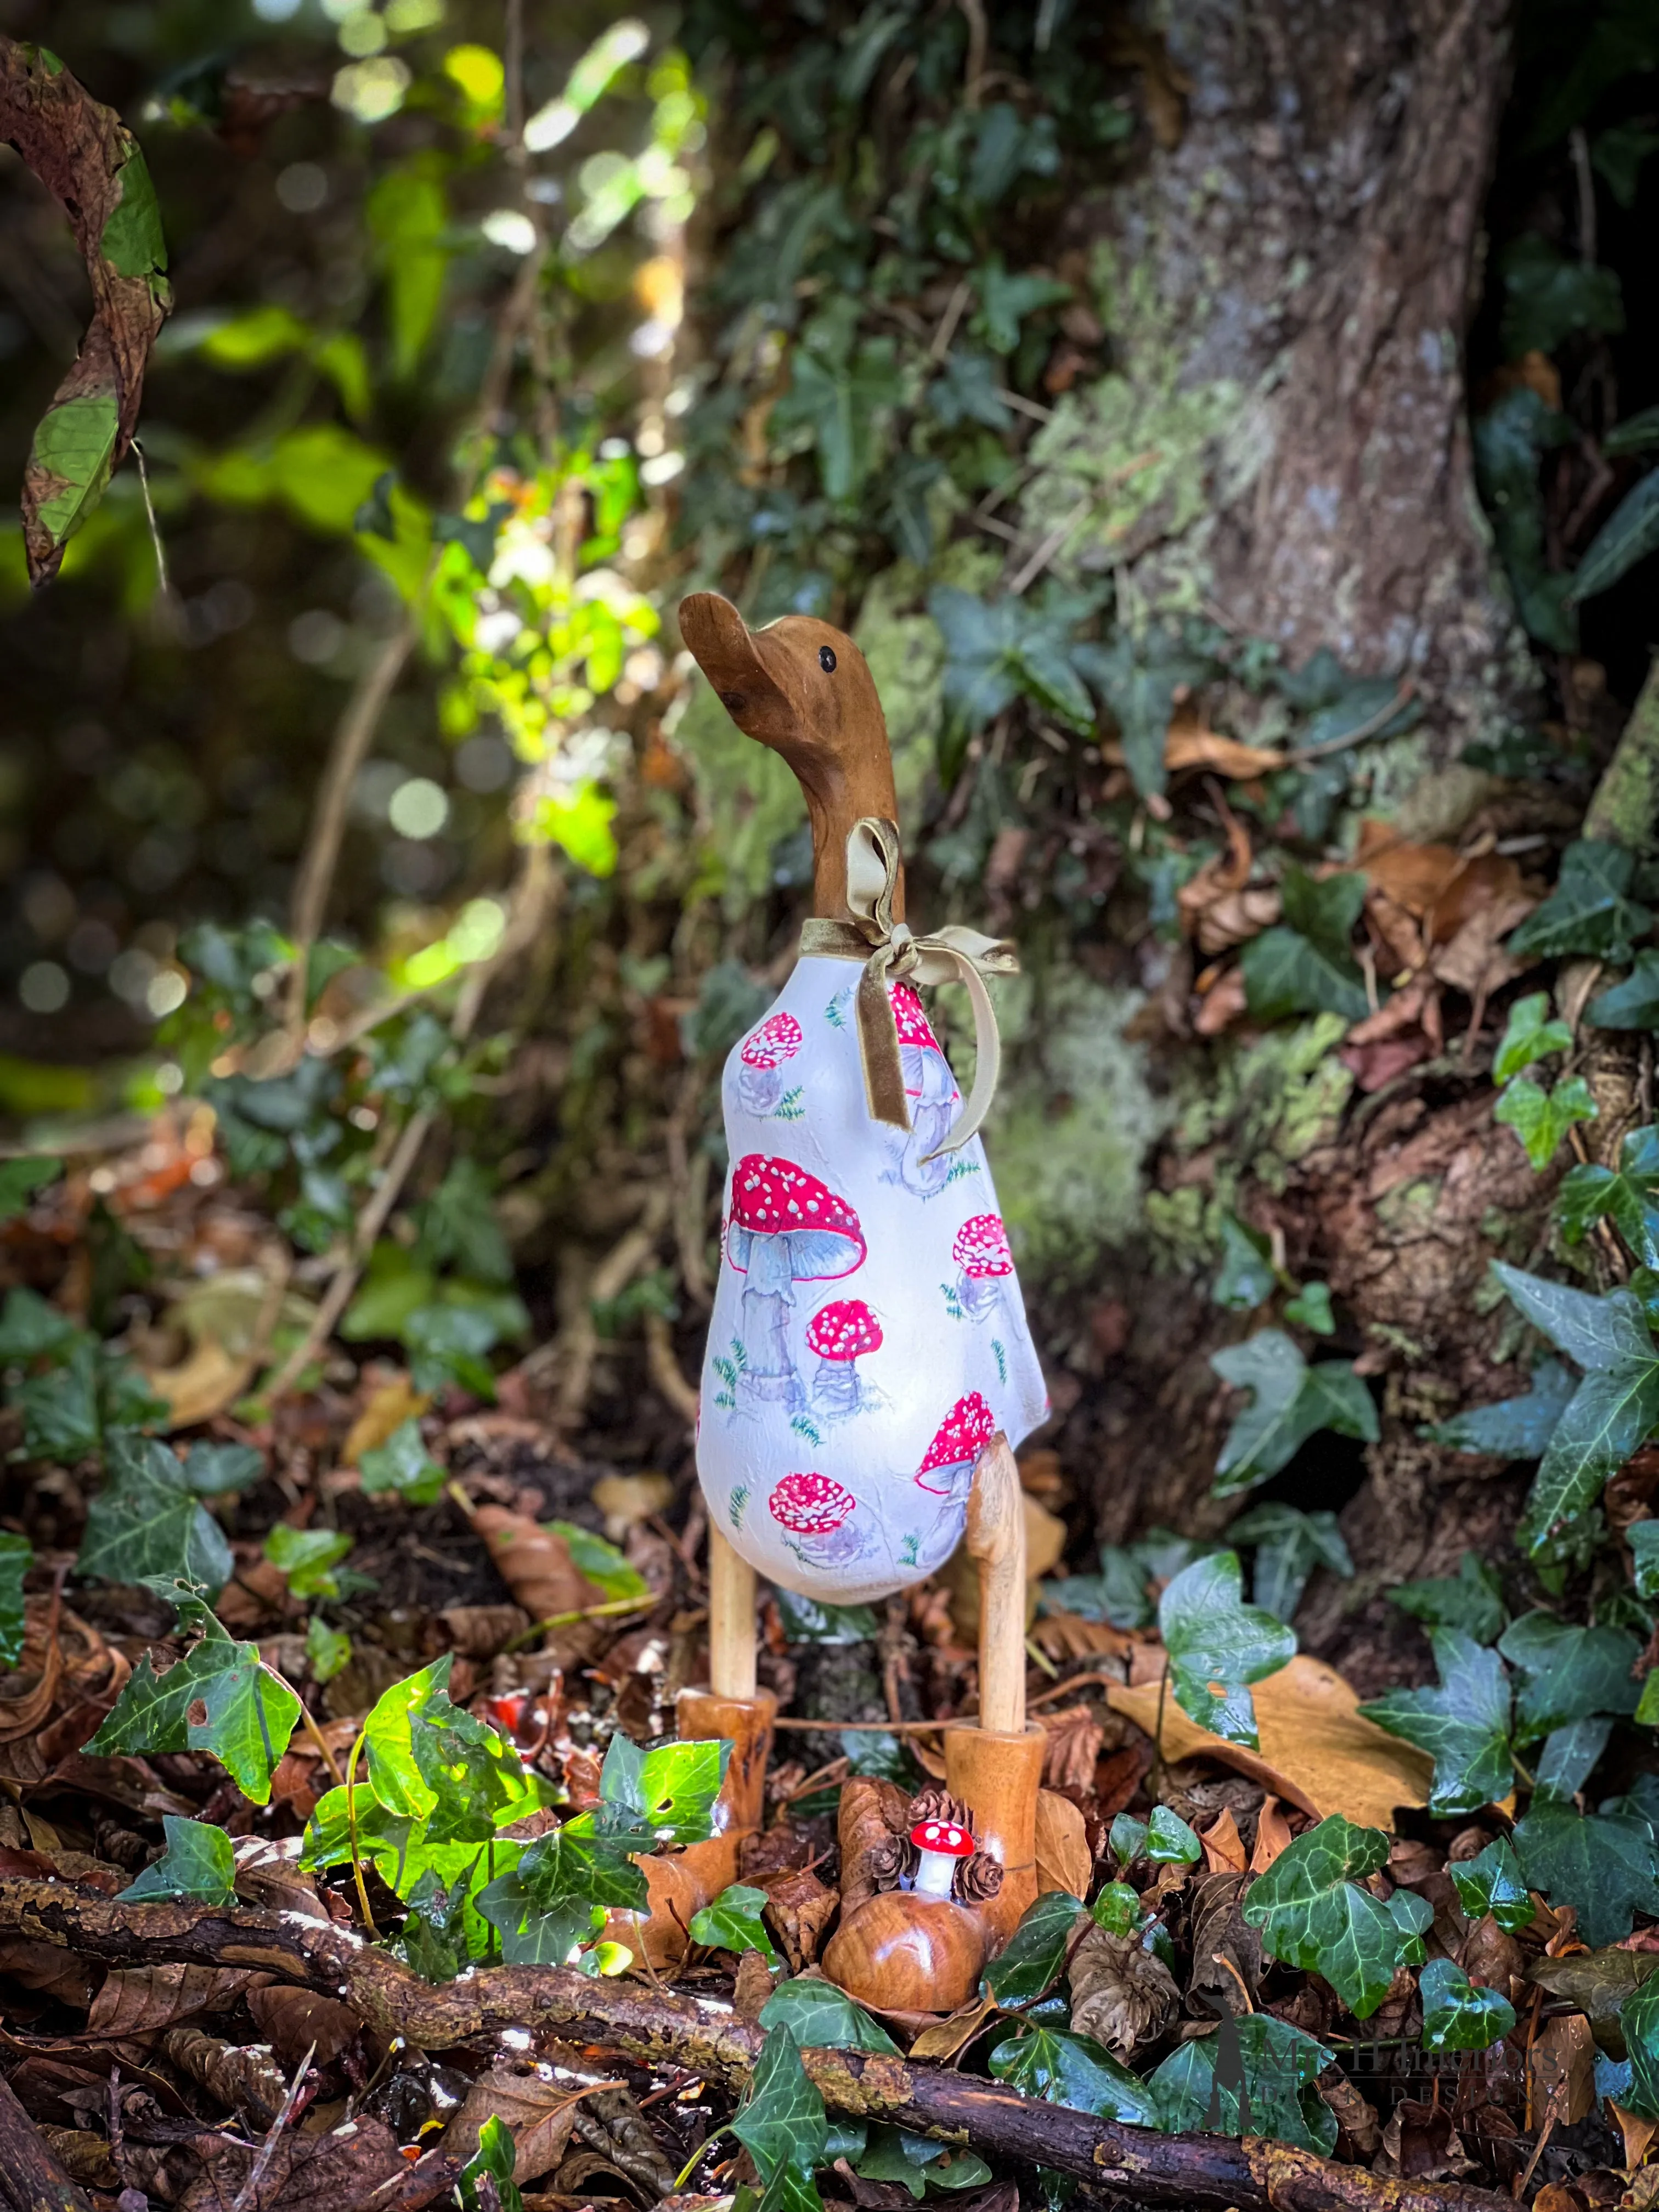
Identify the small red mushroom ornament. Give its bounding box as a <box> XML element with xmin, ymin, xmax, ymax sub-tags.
<box><xmin>910</xmin><ymin>1817</ymin><xmax>974</xmax><ymax>1900</ymax></box>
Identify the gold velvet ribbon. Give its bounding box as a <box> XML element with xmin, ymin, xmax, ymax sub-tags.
<box><xmin>798</xmin><ymin>817</ymin><xmax>1018</xmax><ymax>1160</ymax></box>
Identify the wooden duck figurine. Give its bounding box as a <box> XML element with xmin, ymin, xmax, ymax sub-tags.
<box><xmin>655</xmin><ymin>593</ymin><xmax>1048</xmax><ymax>2008</ymax></box>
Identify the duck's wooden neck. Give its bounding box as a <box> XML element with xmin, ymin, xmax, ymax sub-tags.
<box><xmin>779</xmin><ymin>742</ymin><xmax>906</xmax><ymax>926</ymax></box>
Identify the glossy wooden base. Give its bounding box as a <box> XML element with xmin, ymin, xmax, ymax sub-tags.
<box><xmin>601</xmin><ymin>1684</ymin><xmax>776</xmax><ymax>1970</ymax></box>
<box><xmin>944</xmin><ymin>1721</ymin><xmax>1045</xmax><ymax>1948</ymax></box>
<box><xmin>820</xmin><ymin>1886</ymin><xmax>988</xmax><ymax>2011</ymax></box>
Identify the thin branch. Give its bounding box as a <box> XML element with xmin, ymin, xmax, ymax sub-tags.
<box><xmin>1287</xmin><ymin>682</ymin><xmax>1415</xmax><ymax>765</ymax></box>
<box><xmin>229</xmin><ymin>2039</ymin><xmax>317</xmax><ymax>2212</ymax></box>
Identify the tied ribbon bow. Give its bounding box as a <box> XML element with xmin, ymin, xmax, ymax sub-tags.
<box><xmin>799</xmin><ymin>817</ymin><xmax>1018</xmax><ymax>1160</ymax></box>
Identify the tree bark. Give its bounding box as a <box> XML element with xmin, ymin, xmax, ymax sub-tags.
<box><xmin>0</xmin><ymin>1882</ymin><xmax>1513</xmax><ymax>2212</ymax></box>
<box><xmin>1111</xmin><ymin>0</ymin><xmax>1521</xmax><ymax>736</ymax></box>
<box><xmin>0</xmin><ymin>2069</ymin><xmax>97</xmax><ymax>2212</ymax></box>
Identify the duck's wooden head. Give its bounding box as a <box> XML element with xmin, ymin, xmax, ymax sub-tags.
<box><xmin>679</xmin><ymin>591</ymin><xmax>904</xmax><ymax>923</ymax></box>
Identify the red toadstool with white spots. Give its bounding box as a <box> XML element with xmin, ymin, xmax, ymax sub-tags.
<box><xmin>737</xmin><ymin>1011</ymin><xmax>803</xmax><ymax>1115</ymax></box>
<box><xmin>726</xmin><ymin>1156</ymin><xmax>865</xmax><ymax>1401</ymax></box>
<box><xmin>952</xmin><ymin>1214</ymin><xmax>1014</xmax><ymax>1322</ymax></box>
<box><xmin>805</xmin><ymin>1297</ymin><xmax>883</xmax><ymax>1415</ymax></box>
<box><xmin>769</xmin><ymin>1471</ymin><xmax>869</xmax><ymax>1570</ymax></box>
<box><xmin>910</xmin><ymin>1816</ymin><xmax>975</xmax><ymax>1900</ymax></box>
<box><xmin>889</xmin><ymin>983</ymin><xmax>960</xmax><ymax>1194</ymax></box>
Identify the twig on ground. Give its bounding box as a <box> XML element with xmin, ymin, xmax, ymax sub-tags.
<box><xmin>229</xmin><ymin>2039</ymin><xmax>317</xmax><ymax>2212</ymax></box>
<box><xmin>0</xmin><ymin>2061</ymin><xmax>98</xmax><ymax>2212</ymax></box>
<box><xmin>0</xmin><ymin>1883</ymin><xmax>1517</xmax><ymax>2212</ymax></box>
<box><xmin>1287</xmin><ymin>682</ymin><xmax>1415</xmax><ymax>766</ymax></box>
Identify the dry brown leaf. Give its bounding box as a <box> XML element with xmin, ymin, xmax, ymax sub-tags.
<box><xmin>1041</xmin><ymin>1707</ymin><xmax>1105</xmax><ymax>1795</ymax></box>
<box><xmin>343</xmin><ymin>1373</ymin><xmax>429</xmax><ymax>1464</ymax></box>
<box><xmin>40</xmin><ymin>2128</ymin><xmax>119</xmax><ymax>2190</ymax></box>
<box><xmin>591</xmin><ymin>1470</ymin><xmax>673</xmax><ymax>1538</ymax></box>
<box><xmin>143</xmin><ymin>1336</ymin><xmax>251</xmax><ymax>1430</ymax></box>
<box><xmin>1614</xmin><ymin>2103</ymin><xmax>1659</xmax><ymax>2171</ymax></box>
<box><xmin>440</xmin><ymin>1602</ymin><xmax>533</xmax><ymax>1657</ymax></box>
<box><xmin>1318</xmin><ymin>2075</ymin><xmax>1381</xmax><ymax>2158</ymax></box>
<box><xmin>1023</xmin><ymin>1493</ymin><xmax>1068</xmax><ymax>1581</ymax></box>
<box><xmin>163</xmin><ymin>2025</ymin><xmax>287</xmax><ymax>2126</ymax></box>
<box><xmin>732</xmin><ymin>1946</ymin><xmax>775</xmax><ymax>2022</ymax></box>
<box><xmin>1029</xmin><ymin>1610</ymin><xmax>1132</xmax><ymax>1662</ymax></box>
<box><xmin>1034</xmin><ymin>1790</ymin><xmax>1091</xmax><ymax>1899</ymax></box>
<box><xmin>1068</xmin><ymin>1921</ymin><xmax>1179</xmax><ymax>2057</ymax></box>
<box><xmin>764</xmin><ymin>1868</ymin><xmax>838</xmax><ymax>1970</ymax></box>
<box><xmin>472</xmin><ymin>1506</ymin><xmax>608</xmax><ymax>1619</ymax></box>
<box><xmin>178</xmin><ymin>2113</ymin><xmax>407</xmax><ymax>2212</ymax></box>
<box><xmin>88</xmin><ymin>1962</ymin><xmax>264</xmax><ymax>2037</ymax></box>
<box><xmin>1105</xmin><ymin>710</ymin><xmax>1284</xmax><ymax>781</ymax></box>
<box><xmin>1107</xmin><ymin>1652</ymin><xmax>1432</xmax><ymax>1829</ymax></box>
<box><xmin>1250</xmin><ymin>1795</ymin><xmax>1292</xmax><ymax>1872</ymax></box>
<box><xmin>0</xmin><ymin>1937</ymin><xmax>100</xmax><ymax>2009</ymax></box>
<box><xmin>245</xmin><ymin>1984</ymin><xmax>360</xmax><ymax>2069</ymax></box>
<box><xmin>1199</xmin><ymin>1807</ymin><xmax>1247</xmax><ymax>1873</ymax></box>
<box><xmin>444</xmin><ymin>2061</ymin><xmax>619</xmax><ymax>2183</ymax></box>
<box><xmin>1193</xmin><ymin>962</ymin><xmax>1248</xmax><ymax>1035</ymax></box>
<box><xmin>837</xmin><ymin>1777</ymin><xmax>911</xmax><ymax>1917</ymax></box>
<box><xmin>907</xmin><ymin>1990</ymin><xmax>998</xmax><ymax>2063</ymax></box>
<box><xmin>1530</xmin><ymin>2011</ymin><xmax>1596</xmax><ymax>2128</ymax></box>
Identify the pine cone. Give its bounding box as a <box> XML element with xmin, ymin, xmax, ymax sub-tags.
<box><xmin>909</xmin><ymin>1785</ymin><xmax>973</xmax><ymax>1834</ymax></box>
<box><xmin>957</xmin><ymin>1850</ymin><xmax>1003</xmax><ymax>1903</ymax></box>
<box><xmin>867</xmin><ymin>1833</ymin><xmax>909</xmax><ymax>1891</ymax></box>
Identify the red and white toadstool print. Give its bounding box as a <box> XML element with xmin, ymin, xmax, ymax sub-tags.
<box><xmin>736</xmin><ymin>1011</ymin><xmax>803</xmax><ymax>1115</ymax></box>
<box><xmin>769</xmin><ymin>1470</ymin><xmax>871</xmax><ymax>1571</ymax></box>
<box><xmin>804</xmin><ymin>1298</ymin><xmax>883</xmax><ymax>1416</ymax></box>
<box><xmin>889</xmin><ymin>982</ymin><xmax>962</xmax><ymax>1195</ymax></box>
<box><xmin>726</xmin><ymin>1155</ymin><xmax>866</xmax><ymax>1402</ymax></box>
<box><xmin>951</xmin><ymin>1213</ymin><xmax>1014</xmax><ymax>1323</ymax></box>
<box><xmin>915</xmin><ymin>1391</ymin><xmax>996</xmax><ymax>1502</ymax></box>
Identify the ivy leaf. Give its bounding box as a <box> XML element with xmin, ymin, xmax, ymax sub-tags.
<box><xmin>1418</xmin><ymin>1957</ymin><xmax>1516</xmax><ymax>2051</ymax></box>
<box><xmin>1513</xmin><ymin>1802</ymin><xmax>1659</xmax><ymax>1949</ymax></box>
<box><xmin>78</xmin><ymin>1434</ymin><xmax>235</xmax><ymax>1599</ymax></box>
<box><xmin>1210</xmin><ymin>1329</ymin><xmax>1377</xmax><ymax>1497</ymax></box>
<box><xmin>973</xmin><ymin>260</ymin><xmax>1070</xmax><ymax>353</ymax></box>
<box><xmin>359</xmin><ymin>1418</ymin><xmax>445</xmax><ymax>1506</ymax></box>
<box><xmin>1448</xmin><ymin>1838</ymin><xmax>1535</xmax><ymax>1933</ymax></box>
<box><xmin>264</xmin><ymin>1523</ymin><xmax>352</xmax><ymax>1600</ymax></box>
<box><xmin>1588</xmin><ymin>952</ymin><xmax>1659</xmax><ymax>1030</ymax></box>
<box><xmin>0</xmin><ymin>1158</ymin><xmax>60</xmax><ymax>1221</ymax></box>
<box><xmin>0</xmin><ymin>1533</ymin><xmax>31</xmax><ymax>1668</ymax></box>
<box><xmin>1493</xmin><ymin>991</ymin><xmax>1572</xmax><ymax>1080</ymax></box>
<box><xmin>1536</xmin><ymin>1716</ymin><xmax>1615</xmax><ymax>1802</ymax></box>
<box><xmin>1389</xmin><ymin>1553</ymin><xmax>1508</xmax><ymax>1643</ymax></box>
<box><xmin>459</xmin><ymin>2116</ymin><xmax>524</xmax><ymax>2212</ymax></box>
<box><xmin>928</xmin><ymin>586</ymin><xmax>1024</xmax><ymax>742</ymax></box>
<box><xmin>117</xmin><ymin>1814</ymin><xmax>236</xmax><ymax>1906</ymax></box>
<box><xmin>981</xmin><ymin>1889</ymin><xmax>1087</xmax><ymax>2006</ymax></box>
<box><xmin>549</xmin><ymin>1522</ymin><xmax>648</xmax><ymax>1605</ymax></box>
<box><xmin>1631</xmin><ymin>1520</ymin><xmax>1659</xmax><ymax>1599</ymax></box>
<box><xmin>1211</xmin><ymin>1215</ymin><xmax>1274</xmax><ymax>1311</ymax></box>
<box><xmin>1144</xmin><ymin>2014</ymin><xmax>1336</xmax><ymax>2153</ymax></box>
<box><xmin>1571</xmin><ymin>471</ymin><xmax>1659</xmax><ymax>605</ymax></box>
<box><xmin>596</xmin><ymin>1730</ymin><xmax>730</xmax><ymax>1846</ymax></box>
<box><xmin>475</xmin><ymin>1821</ymin><xmax>639</xmax><ymax>1964</ymax></box>
<box><xmin>178</xmin><ymin>1441</ymin><xmax>266</xmax><ymax>1496</ymax></box>
<box><xmin>690</xmin><ymin>1882</ymin><xmax>778</xmax><ymax>1962</ymax></box>
<box><xmin>87</xmin><ymin>1605</ymin><xmax>300</xmax><ymax>1803</ymax></box>
<box><xmin>1497</xmin><ymin>1610</ymin><xmax>1641</xmax><ymax>1735</ymax></box>
<box><xmin>1240</xmin><ymin>868</ymin><xmax>1370</xmax><ymax>1024</ymax></box>
<box><xmin>988</xmin><ymin>2028</ymin><xmax>1160</xmax><ymax>2126</ymax></box>
<box><xmin>306</xmin><ymin>1615</ymin><xmax>351</xmax><ymax>1683</ymax></box>
<box><xmin>1499</xmin><ymin>235</ymin><xmax>1624</xmax><ymax>357</ymax></box>
<box><xmin>1474</xmin><ymin>388</ymin><xmax>1578</xmax><ymax>651</ymax></box>
<box><xmin>1494</xmin><ymin>1073</ymin><xmax>1599</xmax><ymax>1169</ymax></box>
<box><xmin>774</xmin><ymin>1590</ymin><xmax>881</xmax><ymax>1643</ymax></box>
<box><xmin>733</xmin><ymin>2025</ymin><xmax>827</xmax><ymax>2212</ymax></box>
<box><xmin>1621</xmin><ymin>1971</ymin><xmax>1659</xmax><ymax>2119</ymax></box>
<box><xmin>852</xmin><ymin>2127</ymin><xmax>989</xmax><ymax>2197</ymax></box>
<box><xmin>1508</xmin><ymin>841</ymin><xmax>1652</xmax><ymax>963</ymax></box>
<box><xmin>1109</xmin><ymin>1815</ymin><xmax>1148</xmax><ymax>1867</ymax></box>
<box><xmin>1091</xmin><ymin>1881</ymin><xmax>1141</xmax><ymax>1934</ymax></box>
<box><xmin>1489</xmin><ymin>1266</ymin><xmax>1659</xmax><ymax>1545</ymax></box>
<box><xmin>1241</xmin><ymin>1815</ymin><xmax>1400</xmax><ymax>2019</ymax></box>
<box><xmin>1386</xmin><ymin>1889</ymin><xmax>1434</xmax><ymax>1965</ymax></box>
<box><xmin>759</xmin><ymin>1977</ymin><xmax>901</xmax><ymax>2055</ymax></box>
<box><xmin>1283</xmin><ymin>1281</ymin><xmax>1335</xmax><ymax>1334</ymax></box>
<box><xmin>1228</xmin><ymin>1504</ymin><xmax>1353</xmax><ymax>1624</ymax></box>
<box><xmin>1073</xmin><ymin>633</ymin><xmax>1188</xmax><ymax>799</ymax></box>
<box><xmin>0</xmin><ymin>1284</ymin><xmax>82</xmax><ymax>1362</ymax></box>
<box><xmin>1146</xmin><ymin>1807</ymin><xmax>1201</xmax><ymax>1865</ymax></box>
<box><xmin>1158</xmin><ymin>1551</ymin><xmax>1296</xmax><ymax>1749</ymax></box>
<box><xmin>927</xmin><ymin>349</ymin><xmax>1012</xmax><ymax>431</ymax></box>
<box><xmin>1358</xmin><ymin>1630</ymin><xmax>1514</xmax><ymax>1816</ymax></box>
<box><xmin>1559</xmin><ymin>1127</ymin><xmax>1659</xmax><ymax>1249</ymax></box>
<box><xmin>1040</xmin><ymin>1545</ymin><xmax>1154</xmax><ymax>1630</ymax></box>
<box><xmin>1428</xmin><ymin>1364</ymin><xmax>1575</xmax><ymax>1459</ymax></box>
<box><xmin>772</xmin><ymin>342</ymin><xmax>904</xmax><ymax>504</ymax></box>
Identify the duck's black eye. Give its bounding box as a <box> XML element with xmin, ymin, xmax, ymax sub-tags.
<box><xmin>819</xmin><ymin>645</ymin><xmax>837</xmax><ymax>673</ymax></box>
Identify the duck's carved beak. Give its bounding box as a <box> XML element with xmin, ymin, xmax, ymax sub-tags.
<box><xmin>679</xmin><ymin>592</ymin><xmax>796</xmax><ymax>749</ymax></box>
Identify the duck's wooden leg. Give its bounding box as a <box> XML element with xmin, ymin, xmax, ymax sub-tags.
<box><xmin>821</xmin><ymin>1435</ymin><xmax>1042</xmax><ymax>2012</ymax></box>
<box><xmin>605</xmin><ymin>1526</ymin><xmax>776</xmax><ymax>1971</ymax></box>
<box><xmin>945</xmin><ymin>1432</ymin><xmax>1044</xmax><ymax>1949</ymax></box>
